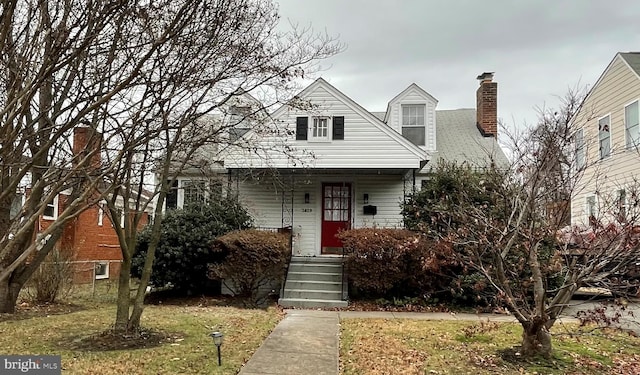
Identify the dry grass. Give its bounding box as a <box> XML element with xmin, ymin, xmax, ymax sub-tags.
<box><xmin>340</xmin><ymin>319</ymin><xmax>640</xmax><ymax>375</ymax></box>
<box><xmin>0</xmin><ymin>283</ymin><xmax>283</xmax><ymax>374</ymax></box>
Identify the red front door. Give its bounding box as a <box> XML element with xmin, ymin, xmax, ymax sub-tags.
<box><xmin>321</xmin><ymin>183</ymin><xmax>351</xmax><ymax>254</ymax></box>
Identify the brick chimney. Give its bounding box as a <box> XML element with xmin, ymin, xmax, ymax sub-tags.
<box><xmin>476</xmin><ymin>72</ymin><xmax>497</xmax><ymax>137</ymax></box>
<box><xmin>73</xmin><ymin>126</ymin><xmax>102</xmax><ymax>169</ymax></box>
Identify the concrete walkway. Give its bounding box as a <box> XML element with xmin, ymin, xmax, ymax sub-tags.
<box><xmin>239</xmin><ymin>310</ymin><xmax>340</xmax><ymax>375</ymax></box>
<box><xmin>239</xmin><ymin>309</ymin><xmax>579</xmax><ymax>375</ymax></box>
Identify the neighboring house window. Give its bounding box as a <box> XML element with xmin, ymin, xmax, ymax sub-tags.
<box><xmin>574</xmin><ymin>128</ymin><xmax>585</xmax><ymax>169</ymax></box>
<box><xmin>10</xmin><ymin>192</ymin><xmax>24</xmax><ymax>220</ymax></box>
<box><xmin>311</xmin><ymin>117</ymin><xmax>330</xmax><ymax>141</ymax></box>
<box><xmin>625</xmin><ymin>100</ymin><xmax>639</xmax><ymax>148</ymax></box>
<box><xmin>401</xmin><ymin>104</ymin><xmax>426</xmax><ymax>146</ymax></box>
<box><xmin>43</xmin><ymin>194</ymin><xmax>59</xmax><ymax>220</ymax></box>
<box><xmin>95</xmin><ymin>262</ymin><xmax>109</xmax><ymax>280</ymax></box>
<box><xmin>183</xmin><ymin>179</ymin><xmax>207</xmax><ymax>207</ymax></box>
<box><xmin>98</xmin><ymin>202</ymin><xmax>104</xmax><ymax>226</ymax></box>
<box><xmin>598</xmin><ymin>115</ymin><xmax>611</xmax><ymax>159</ymax></box>
<box><xmin>617</xmin><ymin>189</ymin><xmax>627</xmax><ymax>222</ymax></box>
<box><xmin>586</xmin><ymin>195</ymin><xmax>597</xmax><ymax>223</ymax></box>
<box><xmin>229</xmin><ymin>106</ymin><xmax>251</xmax><ymax>142</ymax></box>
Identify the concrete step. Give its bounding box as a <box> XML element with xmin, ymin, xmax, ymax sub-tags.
<box><xmin>290</xmin><ymin>256</ymin><xmax>343</xmax><ymax>264</ymax></box>
<box><xmin>278</xmin><ymin>297</ymin><xmax>348</xmax><ymax>309</ymax></box>
<box><xmin>286</xmin><ymin>271</ymin><xmax>342</xmax><ymax>283</ymax></box>
<box><xmin>288</xmin><ymin>263</ymin><xmax>342</xmax><ymax>273</ymax></box>
<box><xmin>283</xmin><ymin>289</ymin><xmax>342</xmax><ymax>300</ymax></box>
<box><xmin>285</xmin><ymin>280</ymin><xmax>342</xmax><ymax>291</ymax></box>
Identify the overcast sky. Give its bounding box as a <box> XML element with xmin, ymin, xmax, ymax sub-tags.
<box><xmin>276</xmin><ymin>0</ymin><xmax>640</xmax><ymax>133</ymax></box>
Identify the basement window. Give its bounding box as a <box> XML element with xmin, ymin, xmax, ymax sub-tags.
<box><xmin>95</xmin><ymin>262</ymin><xmax>109</xmax><ymax>279</ymax></box>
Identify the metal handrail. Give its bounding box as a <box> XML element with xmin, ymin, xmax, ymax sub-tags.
<box><xmin>279</xmin><ymin>226</ymin><xmax>293</xmax><ymax>299</ymax></box>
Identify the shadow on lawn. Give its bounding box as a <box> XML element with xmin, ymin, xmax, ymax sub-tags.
<box><xmin>0</xmin><ymin>301</ymin><xmax>85</xmax><ymax>322</ymax></box>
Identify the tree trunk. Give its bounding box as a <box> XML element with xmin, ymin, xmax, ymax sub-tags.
<box><xmin>114</xmin><ymin>258</ymin><xmax>132</xmax><ymax>333</ymax></box>
<box><xmin>521</xmin><ymin>319</ymin><xmax>552</xmax><ymax>358</ymax></box>
<box><xmin>0</xmin><ymin>277</ymin><xmax>22</xmax><ymax>314</ymax></box>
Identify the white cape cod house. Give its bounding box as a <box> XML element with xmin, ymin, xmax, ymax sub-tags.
<box><xmin>177</xmin><ymin>73</ymin><xmax>507</xmax><ymax>307</ymax></box>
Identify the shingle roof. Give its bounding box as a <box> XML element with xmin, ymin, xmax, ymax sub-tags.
<box><xmin>432</xmin><ymin>108</ymin><xmax>509</xmax><ymax>169</ymax></box>
<box><xmin>370</xmin><ymin>111</ymin><xmax>386</xmax><ymax>121</ymax></box>
<box><xmin>620</xmin><ymin>52</ymin><xmax>640</xmax><ymax>77</ymax></box>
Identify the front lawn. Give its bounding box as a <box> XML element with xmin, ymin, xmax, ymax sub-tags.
<box><xmin>0</xmin><ymin>286</ymin><xmax>282</xmax><ymax>374</ymax></box>
<box><xmin>340</xmin><ymin>319</ymin><xmax>640</xmax><ymax>374</ymax></box>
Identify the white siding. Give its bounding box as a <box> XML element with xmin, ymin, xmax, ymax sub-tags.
<box><xmin>224</xmin><ymin>80</ymin><xmax>427</xmax><ymax>170</ymax></box>
<box><xmin>236</xmin><ymin>173</ymin><xmax>408</xmax><ymax>256</ymax></box>
<box><xmin>571</xmin><ymin>55</ymin><xmax>640</xmax><ymax>225</ymax></box>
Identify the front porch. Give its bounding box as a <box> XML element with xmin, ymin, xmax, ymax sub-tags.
<box><xmin>231</xmin><ymin>168</ymin><xmax>417</xmax><ymax>307</ymax></box>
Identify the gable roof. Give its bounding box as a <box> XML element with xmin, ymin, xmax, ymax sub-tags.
<box><xmin>383</xmin><ymin>83</ymin><xmax>438</xmax><ymax>122</ymax></box>
<box><xmin>570</xmin><ymin>52</ymin><xmax>640</xmax><ymax>127</ymax></box>
<box><xmin>272</xmin><ymin>78</ymin><xmax>429</xmax><ymax>161</ymax></box>
<box><xmin>432</xmin><ymin>108</ymin><xmax>509</xmax><ymax>169</ymax></box>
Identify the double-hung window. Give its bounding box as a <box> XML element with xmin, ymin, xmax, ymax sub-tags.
<box><xmin>617</xmin><ymin>189</ymin><xmax>627</xmax><ymax>222</ymax></box>
<box><xmin>586</xmin><ymin>195</ymin><xmax>597</xmax><ymax>223</ymax></box>
<box><xmin>598</xmin><ymin>115</ymin><xmax>611</xmax><ymax>159</ymax></box>
<box><xmin>311</xmin><ymin>117</ymin><xmax>330</xmax><ymax>141</ymax></box>
<box><xmin>401</xmin><ymin>104</ymin><xmax>426</xmax><ymax>146</ymax></box>
<box><xmin>182</xmin><ymin>180</ymin><xmax>207</xmax><ymax>207</ymax></box>
<box><xmin>43</xmin><ymin>194</ymin><xmax>59</xmax><ymax>220</ymax></box>
<box><xmin>625</xmin><ymin>100</ymin><xmax>639</xmax><ymax>148</ymax></box>
<box><xmin>574</xmin><ymin>128</ymin><xmax>585</xmax><ymax>169</ymax></box>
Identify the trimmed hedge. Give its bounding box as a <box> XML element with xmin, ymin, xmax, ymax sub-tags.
<box><xmin>211</xmin><ymin>229</ymin><xmax>290</xmax><ymax>304</ymax></box>
<box><xmin>339</xmin><ymin>228</ymin><xmax>453</xmax><ymax>298</ymax></box>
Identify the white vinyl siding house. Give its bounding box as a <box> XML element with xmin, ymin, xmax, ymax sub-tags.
<box><xmin>570</xmin><ymin>52</ymin><xmax>640</xmax><ymax>225</ymax></box>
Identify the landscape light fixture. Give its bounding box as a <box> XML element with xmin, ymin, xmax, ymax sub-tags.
<box><xmin>210</xmin><ymin>331</ymin><xmax>224</xmax><ymax>366</ymax></box>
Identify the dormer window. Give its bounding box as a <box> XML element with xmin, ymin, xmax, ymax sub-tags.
<box><xmin>401</xmin><ymin>104</ymin><xmax>425</xmax><ymax>146</ymax></box>
<box><xmin>229</xmin><ymin>106</ymin><xmax>251</xmax><ymax>142</ymax></box>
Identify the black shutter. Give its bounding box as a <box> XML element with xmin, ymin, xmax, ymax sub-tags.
<box><xmin>296</xmin><ymin>117</ymin><xmax>308</xmax><ymax>140</ymax></box>
<box><xmin>165</xmin><ymin>180</ymin><xmax>178</xmax><ymax>210</ymax></box>
<box><xmin>333</xmin><ymin>116</ymin><xmax>344</xmax><ymax>140</ymax></box>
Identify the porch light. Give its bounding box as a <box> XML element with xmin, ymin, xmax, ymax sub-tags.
<box><xmin>210</xmin><ymin>331</ymin><xmax>224</xmax><ymax>366</ymax></box>
<box><xmin>363</xmin><ymin>193</ymin><xmax>369</xmax><ymax>204</ymax></box>
<box><xmin>304</xmin><ymin>193</ymin><xmax>310</xmax><ymax>204</ymax></box>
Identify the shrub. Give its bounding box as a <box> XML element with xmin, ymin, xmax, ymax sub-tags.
<box><xmin>210</xmin><ymin>229</ymin><xmax>290</xmax><ymax>305</ymax></box>
<box><xmin>339</xmin><ymin>228</ymin><xmax>459</xmax><ymax>299</ymax></box>
<box><xmin>26</xmin><ymin>248</ymin><xmax>74</xmax><ymax>303</ymax></box>
<box><xmin>132</xmin><ymin>199</ymin><xmax>252</xmax><ymax>295</ymax></box>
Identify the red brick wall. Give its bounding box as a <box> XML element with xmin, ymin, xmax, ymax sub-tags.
<box><xmin>476</xmin><ymin>80</ymin><xmax>498</xmax><ymax>137</ymax></box>
<box><xmin>37</xmin><ymin>196</ymin><xmax>149</xmax><ymax>284</ymax></box>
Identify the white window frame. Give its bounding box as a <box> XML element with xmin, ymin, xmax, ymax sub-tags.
<box><xmin>598</xmin><ymin>114</ymin><xmax>611</xmax><ymax>159</ymax></box>
<box><xmin>617</xmin><ymin>189</ymin><xmax>627</xmax><ymax>222</ymax></box>
<box><xmin>625</xmin><ymin>99</ymin><xmax>640</xmax><ymax>149</ymax></box>
<box><xmin>95</xmin><ymin>261</ymin><xmax>109</xmax><ymax>280</ymax></box>
<box><xmin>179</xmin><ymin>178</ymin><xmax>209</xmax><ymax>208</ymax></box>
<box><xmin>98</xmin><ymin>201</ymin><xmax>105</xmax><ymax>226</ymax></box>
<box><xmin>43</xmin><ymin>194</ymin><xmax>59</xmax><ymax>220</ymax></box>
<box><xmin>309</xmin><ymin>116</ymin><xmax>330</xmax><ymax>142</ymax></box>
<box><xmin>401</xmin><ymin>104</ymin><xmax>426</xmax><ymax>146</ymax></box>
<box><xmin>585</xmin><ymin>195</ymin><xmax>598</xmax><ymax>223</ymax></box>
<box><xmin>574</xmin><ymin>128</ymin><xmax>586</xmax><ymax>170</ymax></box>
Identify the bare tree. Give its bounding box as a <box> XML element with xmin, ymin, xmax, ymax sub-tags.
<box><xmin>0</xmin><ymin>0</ymin><xmax>340</xmax><ymax>316</ymax></box>
<box><xmin>95</xmin><ymin>0</ymin><xmax>341</xmax><ymax>333</ymax></box>
<box><xmin>404</xmin><ymin>88</ymin><xmax>640</xmax><ymax>358</ymax></box>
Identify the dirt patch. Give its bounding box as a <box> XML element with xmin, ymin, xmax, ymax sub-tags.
<box><xmin>65</xmin><ymin>328</ymin><xmax>184</xmax><ymax>351</ymax></box>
